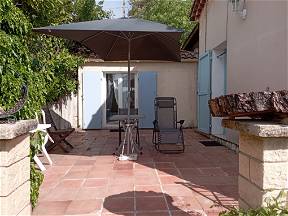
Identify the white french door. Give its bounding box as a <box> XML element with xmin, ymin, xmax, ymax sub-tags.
<box><xmin>103</xmin><ymin>72</ymin><xmax>138</xmax><ymax>127</ymax></box>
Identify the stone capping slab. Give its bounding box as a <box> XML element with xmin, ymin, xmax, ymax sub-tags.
<box><xmin>0</xmin><ymin>120</ymin><xmax>37</xmax><ymax>140</ymax></box>
<box><xmin>222</xmin><ymin>119</ymin><xmax>288</xmax><ymax>138</ymax></box>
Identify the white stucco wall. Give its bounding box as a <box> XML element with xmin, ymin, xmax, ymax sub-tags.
<box><xmin>227</xmin><ymin>0</ymin><xmax>288</xmax><ymax>93</ymax></box>
<box><xmin>199</xmin><ymin>0</ymin><xmax>287</xmax><ymax>92</ymax></box>
<box><xmin>198</xmin><ymin>0</ymin><xmax>288</xmax><ymax>143</ymax></box>
<box><xmin>49</xmin><ymin>93</ymin><xmax>78</xmax><ymax>129</ymax></box>
<box><xmin>78</xmin><ymin>60</ymin><xmax>197</xmax><ymax>129</ymax></box>
<box><xmin>199</xmin><ymin>0</ymin><xmax>228</xmax><ymax>53</ymax></box>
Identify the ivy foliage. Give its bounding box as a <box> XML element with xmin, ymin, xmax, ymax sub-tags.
<box><xmin>0</xmin><ymin>0</ymin><xmax>109</xmax><ymax>208</ymax></box>
<box><xmin>30</xmin><ymin>131</ymin><xmax>45</xmax><ymax>208</ymax></box>
<box><xmin>0</xmin><ymin>0</ymin><xmax>109</xmax><ymax>119</ymax></box>
<box><xmin>129</xmin><ymin>0</ymin><xmax>196</xmax><ymax>44</ymax></box>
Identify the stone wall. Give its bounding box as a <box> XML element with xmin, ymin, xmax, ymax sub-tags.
<box><xmin>223</xmin><ymin>119</ymin><xmax>288</xmax><ymax>209</ymax></box>
<box><xmin>0</xmin><ymin>120</ymin><xmax>37</xmax><ymax>216</ymax></box>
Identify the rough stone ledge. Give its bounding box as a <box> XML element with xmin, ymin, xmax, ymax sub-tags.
<box><xmin>0</xmin><ymin>120</ymin><xmax>37</xmax><ymax>140</ymax></box>
<box><xmin>222</xmin><ymin>119</ymin><xmax>288</xmax><ymax>137</ymax></box>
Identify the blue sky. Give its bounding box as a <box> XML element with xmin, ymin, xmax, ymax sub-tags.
<box><xmin>99</xmin><ymin>0</ymin><xmax>131</xmax><ymax>18</ymax></box>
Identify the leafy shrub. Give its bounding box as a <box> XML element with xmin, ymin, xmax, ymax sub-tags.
<box><xmin>220</xmin><ymin>191</ymin><xmax>288</xmax><ymax>216</ymax></box>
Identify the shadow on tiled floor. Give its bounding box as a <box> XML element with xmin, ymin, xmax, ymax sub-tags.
<box><xmin>33</xmin><ymin>129</ymin><xmax>238</xmax><ymax>216</ymax></box>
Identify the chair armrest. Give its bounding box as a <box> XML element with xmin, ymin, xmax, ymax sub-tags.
<box><xmin>177</xmin><ymin>120</ymin><xmax>185</xmax><ymax>129</ymax></box>
<box><xmin>153</xmin><ymin>120</ymin><xmax>159</xmax><ymax>131</ymax></box>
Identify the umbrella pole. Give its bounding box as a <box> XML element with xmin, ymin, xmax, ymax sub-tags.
<box><xmin>127</xmin><ymin>38</ymin><xmax>131</xmax><ymax>123</ymax></box>
<box><xmin>127</xmin><ymin>38</ymin><xmax>131</xmax><ymax>155</ymax></box>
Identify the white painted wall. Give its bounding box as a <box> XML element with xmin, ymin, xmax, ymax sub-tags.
<box><xmin>227</xmin><ymin>0</ymin><xmax>288</xmax><ymax>93</ymax></box>
<box><xmin>78</xmin><ymin>60</ymin><xmax>197</xmax><ymax>129</ymax></box>
<box><xmin>211</xmin><ymin>48</ymin><xmax>226</xmax><ymax>136</ymax></box>
<box><xmin>198</xmin><ymin>0</ymin><xmax>288</xmax><ymax>144</ymax></box>
<box><xmin>49</xmin><ymin>93</ymin><xmax>78</xmax><ymax>129</ymax></box>
<box><xmin>199</xmin><ymin>0</ymin><xmax>228</xmax><ymax>53</ymax></box>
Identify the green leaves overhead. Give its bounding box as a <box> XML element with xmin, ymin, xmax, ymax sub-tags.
<box><xmin>0</xmin><ymin>0</ymin><xmax>108</xmax><ymax>120</ymax></box>
<box><xmin>129</xmin><ymin>0</ymin><xmax>196</xmax><ymax>44</ymax></box>
<box><xmin>73</xmin><ymin>0</ymin><xmax>111</xmax><ymax>22</ymax></box>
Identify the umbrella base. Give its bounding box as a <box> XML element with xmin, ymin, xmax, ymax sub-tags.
<box><xmin>118</xmin><ymin>153</ymin><xmax>138</xmax><ymax>161</ymax></box>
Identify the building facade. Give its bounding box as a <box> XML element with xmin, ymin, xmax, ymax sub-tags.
<box><xmin>190</xmin><ymin>0</ymin><xmax>288</xmax><ymax>143</ymax></box>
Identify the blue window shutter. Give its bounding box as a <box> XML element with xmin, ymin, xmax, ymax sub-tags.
<box><xmin>197</xmin><ymin>51</ymin><xmax>212</xmax><ymax>134</ymax></box>
<box><xmin>138</xmin><ymin>72</ymin><xmax>157</xmax><ymax>128</ymax></box>
<box><xmin>83</xmin><ymin>70</ymin><xmax>102</xmax><ymax>129</ymax></box>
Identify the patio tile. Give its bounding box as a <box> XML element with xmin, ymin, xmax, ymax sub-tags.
<box><xmin>65</xmin><ymin>199</ymin><xmax>102</xmax><ymax>215</ymax></box>
<box><xmin>178</xmin><ymin>168</ymin><xmax>202</xmax><ymax>178</ymax></box>
<box><xmin>134</xmin><ymin>175</ymin><xmax>160</xmax><ymax>186</ymax></box>
<box><xmin>41</xmin><ymin>176</ymin><xmax>62</xmax><ymax>189</ymax></box>
<box><xmin>136</xmin><ymin>196</ymin><xmax>168</xmax><ymax>211</ymax></box>
<box><xmin>157</xmin><ymin>168</ymin><xmax>181</xmax><ymax>176</ymax></box>
<box><xmin>64</xmin><ymin>170</ymin><xmax>89</xmax><ymax>179</ymax></box>
<box><xmin>103</xmin><ymin>197</ymin><xmax>134</xmax><ymax>213</ymax></box>
<box><xmin>155</xmin><ymin>162</ymin><xmax>176</xmax><ymax>169</ymax></box>
<box><xmin>162</xmin><ymin>185</ymin><xmax>194</xmax><ymax>197</ymax></box>
<box><xmin>171</xmin><ymin>210</ymin><xmax>205</xmax><ymax>216</ymax></box>
<box><xmin>96</xmin><ymin>156</ymin><xmax>116</xmax><ymax>164</ymax></box>
<box><xmin>167</xmin><ymin>196</ymin><xmax>202</xmax><ymax>211</ymax></box>
<box><xmin>159</xmin><ymin>175</ymin><xmax>186</xmax><ymax>185</ymax></box>
<box><xmin>84</xmin><ymin>178</ymin><xmax>108</xmax><ymax>187</ymax></box>
<box><xmin>35</xmin><ymin>129</ymin><xmax>238</xmax><ymax>216</ymax></box>
<box><xmin>193</xmin><ymin>194</ymin><xmax>218</xmax><ymax>211</ymax></box>
<box><xmin>136</xmin><ymin>211</ymin><xmax>170</xmax><ymax>216</ymax></box>
<box><xmin>33</xmin><ymin>201</ymin><xmax>71</xmax><ymax>215</ymax></box>
<box><xmin>43</xmin><ymin>187</ymin><xmax>79</xmax><ymax>201</ymax></box>
<box><xmin>107</xmin><ymin>185</ymin><xmax>134</xmax><ymax>197</ymax></box>
<box><xmin>51</xmin><ymin>159</ymin><xmax>76</xmax><ymax>166</ymax></box>
<box><xmin>102</xmin><ymin>212</ymin><xmax>134</xmax><ymax>216</ymax></box>
<box><xmin>112</xmin><ymin>170</ymin><xmax>134</xmax><ymax>177</ymax></box>
<box><xmin>74</xmin><ymin>159</ymin><xmax>97</xmax><ymax>166</ymax></box>
<box><xmin>45</xmin><ymin>166</ymin><xmax>72</xmax><ymax>175</ymax></box>
<box><xmin>55</xmin><ymin>179</ymin><xmax>84</xmax><ymax>189</ymax></box>
<box><xmin>187</xmin><ymin>176</ymin><xmax>237</xmax><ymax>186</ymax></box>
<box><xmin>134</xmin><ymin>162</ymin><xmax>155</xmax><ymax>169</ymax></box>
<box><xmin>87</xmin><ymin>169</ymin><xmax>111</xmax><ymax>178</ymax></box>
<box><xmin>113</xmin><ymin>163</ymin><xmax>134</xmax><ymax>170</ymax></box>
<box><xmin>198</xmin><ymin>167</ymin><xmax>229</xmax><ymax>176</ymax></box>
<box><xmin>76</xmin><ymin>186</ymin><xmax>107</xmax><ymax>200</ymax></box>
<box><xmin>108</xmin><ymin>176</ymin><xmax>134</xmax><ymax>186</ymax></box>
<box><xmin>134</xmin><ymin>168</ymin><xmax>156</xmax><ymax>176</ymax></box>
<box><xmin>135</xmin><ymin>185</ymin><xmax>162</xmax><ymax>195</ymax></box>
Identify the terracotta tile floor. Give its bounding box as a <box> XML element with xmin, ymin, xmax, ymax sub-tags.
<box><xmin>33</xmin><ymin>129</ymin><xmax>238</xmax><ymax>216</ymax></box>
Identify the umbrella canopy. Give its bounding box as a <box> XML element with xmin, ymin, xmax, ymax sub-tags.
<box><xmin>33</xmin><ymin>18</ymin><xmax>183</xmax><ymax>157</ymax></box>
<box><xmin>33</xmin><ymin>18</ymin><xmax>183</xmax><ymax>61</ymax></box>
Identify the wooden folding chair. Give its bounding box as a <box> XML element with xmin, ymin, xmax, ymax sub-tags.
<box><xmin>42</xmin><ymin>107</ymin><xmax>75</xmax><ymax>152</ymax></box>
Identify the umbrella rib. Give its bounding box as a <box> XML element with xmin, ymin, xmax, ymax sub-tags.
<box><xmin>105</xmin><ymin>37</ymin><xmax>119</xmax><ymax>59</ymax></box>
<box><xmin>131</xmin><ymin>33</ymin><xmax>154</xmax><ymax>41</ymax></box>
<box><xmin>106</xmin><ymin>32</ymin><xmax>128</xmax><ymax>40</ymax></box>
<box><xmin>153</xmin><ymin>32</ymin><xmax>181</xmax><ymax>60</ymax></box>
<box><xmin>155</xmin><ymin>32</ymin><xmax>179</xmax><ymax>45</ymax></box>
<box><xmin>80</xmin><ymin>31</ymin><xmax>105</xmax><ymax>43</ymax></box>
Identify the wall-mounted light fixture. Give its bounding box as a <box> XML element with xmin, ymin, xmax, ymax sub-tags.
<box><xmin>230</xmin><ymin>0</ymin><xmax>247</xmax><ymax>20</ymax></box>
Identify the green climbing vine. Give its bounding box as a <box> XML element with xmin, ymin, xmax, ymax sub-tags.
<box><xmin>30</xmin><ymin>131</ymin><xmax>45</xmax><ymax>208</ymax></box>
<box><xmin>0</xmin><ymin>0</ymin><xmax>109</xmax><ymax>208</ymax></box>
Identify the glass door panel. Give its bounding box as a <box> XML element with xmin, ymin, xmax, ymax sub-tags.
<box><xmin>106</xmin><ymin>73</ymin><xmax>136</xmax><ymax>124</ymax></box>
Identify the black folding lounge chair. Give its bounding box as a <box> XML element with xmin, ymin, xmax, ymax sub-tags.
<box><xmin>0</xmin><ymin>85</ymin><xmax>28</xmax><ymax>123</ymax></box>
<box><xmin>152</xmin><ymin>97</ymin><xmax>185</xmax><ymax>153</ymax></box>
<box><xmin>42</xmin><ymin>107</ymin><xmax>75</xmax><ymax>153</ymax></box>
<box><xmin>118</xmin><ymin>108</ymin><xmax>141</xmax><ymax>150</ymax></box>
